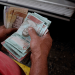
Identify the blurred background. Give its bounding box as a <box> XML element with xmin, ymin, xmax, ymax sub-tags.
<box><xmin>0</xmin><ymin>0</ymin><xmax>75</xmax><ymax>74</ymax></box>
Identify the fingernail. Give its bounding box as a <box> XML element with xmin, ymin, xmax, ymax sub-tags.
<box><xmin>28</xmin><ymin>27</ymin><xmax>33</xmax><ymax>31</ymax></box>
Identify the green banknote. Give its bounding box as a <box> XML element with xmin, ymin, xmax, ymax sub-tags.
<box><xmin>33</xmin><ymin>13</ymin><xmax>51</xmax><ymax>36</ymax></box>
<box><xmin>5</xmin><ymin>13</ymin><xmax>44</xmax><ymax>53</ymax></box>
<box><xmin>3</xmin><ymin>42</ymin><xmax>22</xmax><ymax>59</ymax></box>
<box><xmin>4</xmin><ymin>12</ymin><xmax>51</xmax><ymax>60</ymax></box>
<box><xmin>5</xmin><ymin>41</ymin><xmax>29</xmax><ymax>57</ymax></box>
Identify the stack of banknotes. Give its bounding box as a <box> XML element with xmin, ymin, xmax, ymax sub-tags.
<box><xmin>4</xmin><ymin>6</ymin><xmax>28</xmax><ymax>28</ymax></box>
<box><xmin>2</xmin><ymin>6</ymin><xmax>51</xmax><ymax>61</ymax></box>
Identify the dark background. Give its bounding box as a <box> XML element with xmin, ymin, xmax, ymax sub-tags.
<box><xmin>0</xmin><ymin>5</ymin><xmax>4</xmax><ymax>22</ymax></box>
<box><xmin>0</xmin><ymin>4</ymin><xmax>75</xmax><ymax>75</ymax></box>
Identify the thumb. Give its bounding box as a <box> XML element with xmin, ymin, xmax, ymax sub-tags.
<box><xmin>28</xmin><ymin>27</ymin><xmax>38</xmax><ymax>39</ymax></box>
<box><xmin>5</xmin><ymin>28</ymin><xmax>17</xmax><ymax>35</ymax></box>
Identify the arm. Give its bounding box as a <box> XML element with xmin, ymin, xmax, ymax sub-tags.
<box><xmin>28</xmin><ymin>27</ymin><xmax>52</xmax><ymax>75</ymax></box>
<box><xmin>30</xmin><ymin>53</ymin><xmax>48</xmax><ymax>75</ymax></box>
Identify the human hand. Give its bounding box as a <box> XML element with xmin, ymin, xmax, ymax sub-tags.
<box><xmin>0</xmin><ymin>25</ymin><xmax>17</xmax><ymax>42</ymax></box>
<box><xmin>28</xmin><ymin>27</ymin><xmax>52</xmax><ymax>60</ymax></box>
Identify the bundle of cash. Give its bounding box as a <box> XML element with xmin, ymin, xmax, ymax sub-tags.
<box><xmin>3</xmin><ymin>6</ymin><xmax>51</xmax><ymax>61</ymax></box>
<box><xmin>4</xmin><ymin>6</ymin><xmax>28</xmax><ymax>28</ymax></box>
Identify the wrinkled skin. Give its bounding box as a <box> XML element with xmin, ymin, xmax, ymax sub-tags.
<box><xmin>28</xmin><ymin>27</ymin><xmax>52</xmax><ymax>75</ymax></box>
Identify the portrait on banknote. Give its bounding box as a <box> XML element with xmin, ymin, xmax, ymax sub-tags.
<box><xmin>22</xmin><ymin>19</ymin><xmax>37</xmax><ymax>37</ymax></box>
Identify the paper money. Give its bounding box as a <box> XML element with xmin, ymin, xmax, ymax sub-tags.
<box><xmin>4</xmin><ymin>6</ymin><xmax>10</xmax><ymax>27</ymax></box>
<box><xmin>3</xmin><ymin>42</ymin><xmax>22</xmax><ymax>59</ymax></box>
<box><xmin>7</xmin><ymin>50</ymin><xmax>29</xmax><ymax>62</ymax></box>
<box><xmin>33</xmin><ymin>13</ymin><xmax>51</xmax><ymax>36</ymax></box>
<box><xmin>4</xmin><ymin>6</ymin><xmax>28</xmax><ymax>28</ymax></box>
<box><xmin>3</xmin><ymin>13</ymin><xmax>44</xmax><ymax>59</ymax></box>
<box><xmin>3</xmin><ymin>12</ymin><xmax>51</xmax><ymax>61</ymax></box>
<box><xmin>5</xmin><ymin>13</ymin><xmax>44</xmax><ymax>54</ymax></box>
<box><xmin>6</xmin><ymin>7</ymin><xmax>14</xmax><ymax>28</ymax></box>
<box><xmin>2</xmin><ymin>41</ymin><xmax>30</xmax><ymax>61</ymax></box>
<box><xmin>12</xmin><ymin>16</ymin><xmax>23</xmax><ymax>28</ymax></box>
<box><xmin>18</xmin><ymin>13</ymin><xmax>44</xmax><ymax>35</ymax></box>
<box><xmin>9</xmin><ymin>7</ymin><xmax>28</xmax><ymax>28</ymax></box>
<box><xmin>44</xmin><ymin>29</ymin><xmax>48</xmax><ymax>35</ymax></box>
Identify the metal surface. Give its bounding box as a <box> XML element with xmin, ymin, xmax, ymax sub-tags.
<box><xmin>1</xmin><ymin>0</ymin><xmax>75</xmax><ymax>8</ymax></box>
<box><xmin>36</xmin><ymin>0</ymin><xmax>75</xmax><ymax>8</ymax></box>
<box><xmin>0</xmin><ymin>0</ymin><xmax>75</xmax><ymax>21</ymax></box>
<box><xmin>7</xmin><ymin>0</ymin><xmax>75</xmax><ymax>17</ymax></box>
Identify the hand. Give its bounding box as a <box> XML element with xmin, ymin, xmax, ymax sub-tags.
<box><xmin>0</xmin><ymin>25</ymin><xmax>17</xmax><ymax>42</ymax></box>
<box><xmin>28</xmin><ymin>27</ymin><xmax>52</xmax><ymax>60</ymax></box>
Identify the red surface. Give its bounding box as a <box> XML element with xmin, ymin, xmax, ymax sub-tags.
<box><xmin>0</xmin><ymin>51</ymin><xmax>25</xmax><ymax>75</ymax></box>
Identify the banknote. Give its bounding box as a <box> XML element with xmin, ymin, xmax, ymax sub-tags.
<box><xmin>2</xmin><ymin>41</ymin><xmax>30</xmax><ymax>61</ymax></box>
<box><xmin>4</xmin><ymin>6</ymin><xmax>28</xmax><ymax>28</ymax></box>
<box><xmin>7</xmin><ymin>50</ymin><xmax>24</xmax><ymax>62</ymax></box>
<box><xmin>22</xmin><ymin>13</ymin><xmax>44</xmax><ymax>35</ymax></box>
<box><xmin>44</xmin><ymin>29</ymin><xmax>49</xmax><ymax>35</ymax></box>
<box><xmin>9</xmin><ymin>7</ymin><xmax>28</xmax><ymax>28</ymax></box>
<box><xmin>5</xmin><ymin>41</ymin><xmax>28</xmax><ymax>57</ymax></box>
<box><xmin>3</xmin><ymin>42</ymin><xmax>22</xmax><ymax>59</ymax></box>
<box><xmin>5</xmin><ymin>13</ymin><xmax>44</xmax><ymax>53</ymax></box>
<box><xmin>5</xmin><ymin>32</ymin><xmax>30</xmax><ymax>53</ymax></box>
<box><xmin>10</xmin><ymin>7</ymin><xmax>28</xmax><ymax>14</ymax></box>
<box><xmin>4</xmin><ymin>35</ymin><xmax>30</xmax><ymax>60</ymax></box>
<box><xmin>32</xmin><ymin>13</ymin><xmax>51</xmax><ymax>27</ymax></box>
<box><xmin>4</xmin><ymin>6</ymin><xmax>10</xmax><ymax>27</ymax></box>
<box><xmin>3</xmin><ymin>12</ymin><xmax>51</xmax><ymax>61</ymax></box>
<box><xmin>33</xmin><ymin>13</ymin><xmax>51</xmax><ymax>36</ymax></box>
<box><xmin>7</xmin><ymin>50</ymin><xmax>29</xmax><ymax>62</ymax></box>
<box><xmin>12</xmin><ymin>16</ymin><xmax>23</xmax><ymax>29</ymax></box>
<box><xmin>6</xmin><ymin>7</ymin><xmax>14</xmax><ymax>28</ymax></box>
